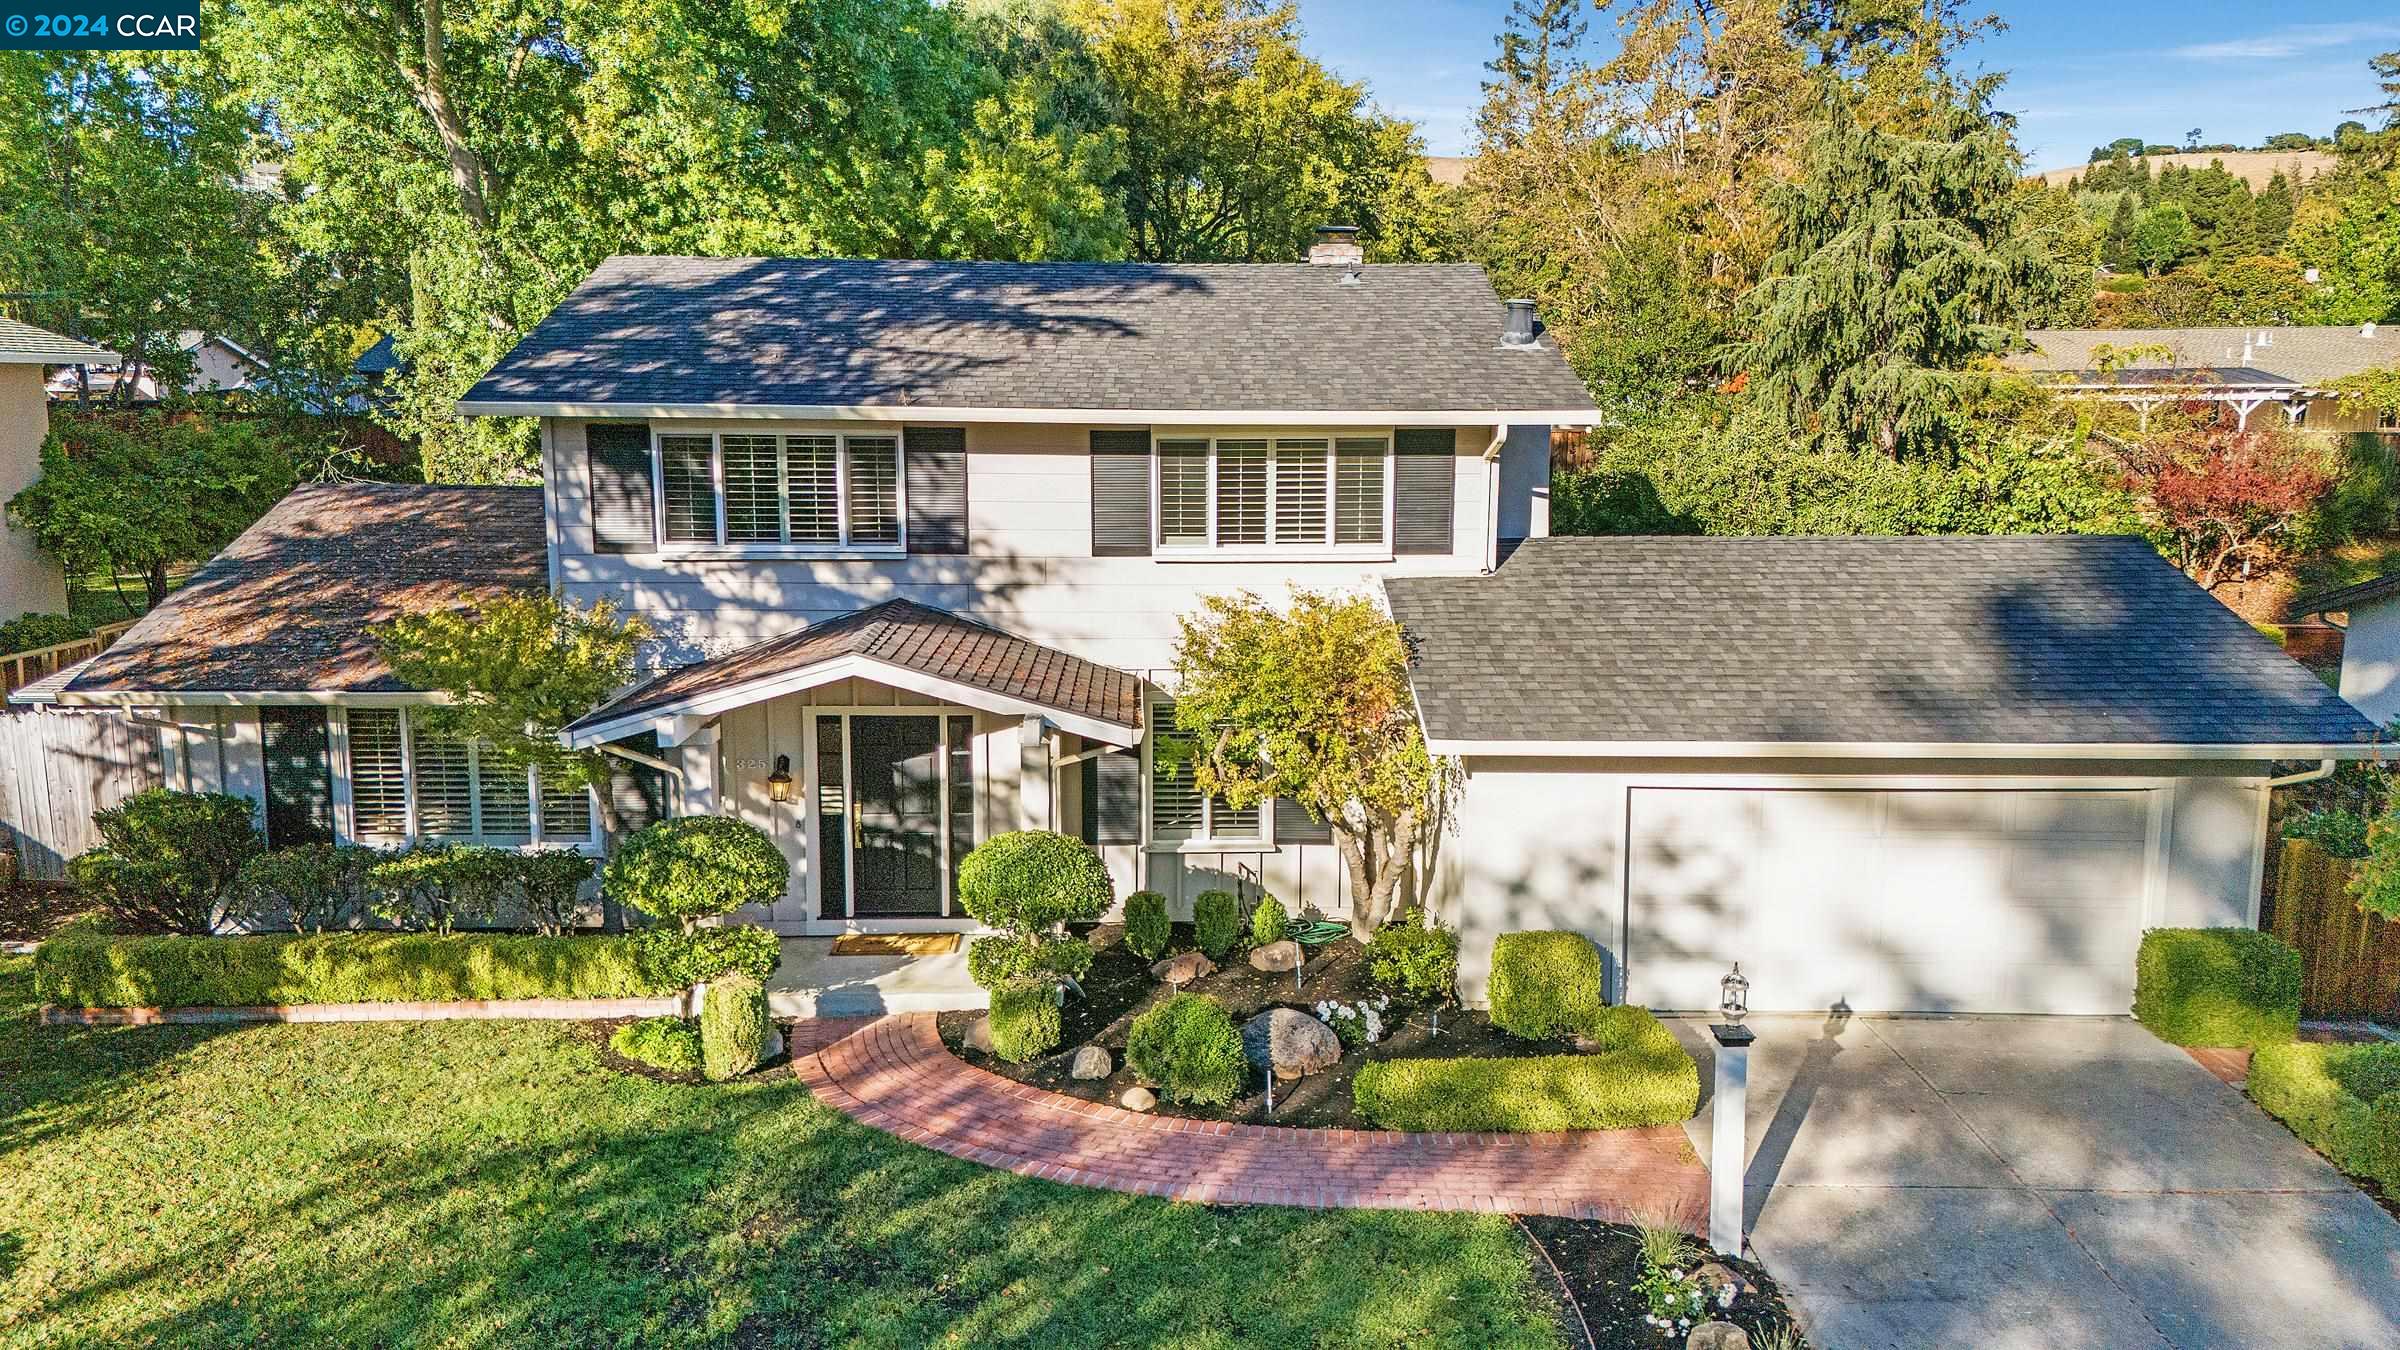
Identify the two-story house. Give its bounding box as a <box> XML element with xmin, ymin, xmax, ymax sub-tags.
<box><xmin>51</xmin><ymin>239</ymin><xmax>2380</xmax><ymax>1013</ymax></box>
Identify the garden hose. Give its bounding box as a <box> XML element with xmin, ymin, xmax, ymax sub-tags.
<box><xmin>1289</xmin><ymin>919</ymin><xmax>1350</xmax><ymax>946</ymax></box>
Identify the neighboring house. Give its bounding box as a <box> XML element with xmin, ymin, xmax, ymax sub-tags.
<box><xmin>46</xmin><ymin>240</ymin><xmax>2380</xmax><ymax>1014</ymax></box>
<box><xmin>2008</xmin><ymin>324</ymin><xmax>2400</xmax><ymax>432</ymax></box>
<box><xmin>43</xmin><ymin>331</ymin><xmax>270</xmax><ymax>404</ymax></box>
<box><xmin>0</xmin><ymin>318</ymin><xmax>113</xmax><ymax>621</ymax></box>
<box><xmin>2289</xmin><ymin>574</ymin><xmax>2400</xmax><ymax>729</ymax></box>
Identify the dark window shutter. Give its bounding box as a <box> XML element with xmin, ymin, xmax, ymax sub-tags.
<box><xmin>1090</xmin><ymin>429</ymin><xmax>1152</xmax><ymax>557</ymax></box>
<box><xmin>586</xmin><ymin>423</ymin><xmax>655</xmax><ymax>554</ymax></box>
<box><xmin>1394</xmin><ymin>428</ymin><xmax>1456</xmax><ymax>555</ymax></box>
<box><xmin>1274</xmin><ymin>796</ymin><xmax>1333</xmax><ymax>845</ymax></box>
<box><xmin>1080</xmin><ymin>749</ymin><xmax>1142</xmax><ymax>844</ymax></box>
<box><xmin>905</xmin><ymin>427</ymin><xmax>967</xmax><ymax>554</ymax></box>
<box><xmin>260</xmin><ymin>707</ymin><xmax>334</xmax><ymax>848</ymax></box>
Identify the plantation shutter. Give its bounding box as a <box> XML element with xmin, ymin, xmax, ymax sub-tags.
<box><xmin>1393</xmin><ymin>428</ymin><xmax>1457</xmax><ymax>555</ymax></box>
<box><xmin>540</xmin><ymin>779</ymin><xmax>594</xmax><ymax>841</ymax></box>
<box><xmin>905</xmin><ymin>427</ymin><xmax>968</xmax><ymax>554</ymax></box>
<box><xmin>1274</xmin><ymin>796</ymin><xmax>1333</xmax><ymax>845</ymax></box>
<box><xmin>1080</xmin><ymin>749</ymin><xmax>1142</xmax><ymax>845</ymax></box>
<box><xmin>1090</xmin><ymin>429</ymin><xmax>1152</xmax><ymax>557</ymax></box>
<box><xmin>346</xmin><ymin>708</ymin><xmax>409</xmax><ymax>841</ymax></box>
<box><xmin>260</xmin><ymin>707</ymin><xmax>334</xmax><ymax>847</ymax></box>
<box><xmin>585</xmin><ymin>423</ymin><xmax>656</xmax><ymax>553</ymax></box>
<box><xmin>846</xmin><ymin>435</ymin><xmax>902</xmax><ymax>544</ymax></box>
<box><xmin>410</xmin><ymin>725</ymin><xmax>474</xmax><ymax>838</ymax></box>
<box><xmin>474</xmin><ymin>743</ymin><xmax>532</xmax><ymax>842</ymax></box>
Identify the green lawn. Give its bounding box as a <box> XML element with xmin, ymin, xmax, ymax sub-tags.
<box><xmin>0</xmin><ymin>956</ymin><xmax>1564</xmax><ymax>1348</ymax></box>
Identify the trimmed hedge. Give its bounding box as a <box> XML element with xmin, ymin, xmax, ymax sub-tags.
<box><xmin>1126</xmin><ymin>992</ymin><xmax>1247</xmax><ymax>1106</ymax></box>
<box><xmin>700</xmin><ymin>973</ymin><xmax>769</xmax><ymax>1081</ymax></box>
<box><xmin>966</xmin><ymin>933</ymin><xmax>1094</xmax><ymax>991</ymax></box>
<box><xmin>1365</xmin><ymin>910</ymin><xmax>1459</xmax><ymax>1003</ymax></box>
<box><xmin>2250</xmin><ymin>1041</ymin><xmax>2400</xmax><ymax>1193</ymax></box>
<box><xmin>1123</xmin><ymin>891</ymin><xmax>1171</xmax><ymax>960</ymax></box>
<box><xmin>1352</xmin><ymin>1006</ymin><xmax>1699</xmax><ymax>1132</ymax></box>
<box><xmin>1489</xmin><ymin>930</ymin><xmax>1608</xmax><ymax>1040</ymax></box>
<box><xmin>2132</xmin><ymin>927</ymin><xmax>2302</xmax><ymax>1047</ymax></box>
<box><xmin>34</xmin><ymin>925</ymin><xmax>778</xmax><ymax>1008</ymax></box>
<box><xmin>956</xmin><ymin>831</ymin><xmax>1114</xmax><ymax>934</ymax></box>
<box><xmin>987</xmin><ymin>978</ymin><xmax>1064</xmax><ymax>1063</ymax></box>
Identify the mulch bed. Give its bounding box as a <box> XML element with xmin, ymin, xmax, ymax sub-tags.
<box><xmin>936</xmin><ymin>921</ymin><xmax>1578</xmax><ymax>1129</ymax></box>
<box><xmin>1518</xmin><ymin>1217</ymin><xmax>1806</xmax><ymax>1350</ymax></box>
<box><xmin>0</xmin><ymin>882</ymin><xmax>95</xmax><ymax>947</ymax></box>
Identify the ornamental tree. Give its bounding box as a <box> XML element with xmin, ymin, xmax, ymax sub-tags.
<box><xmin>2109</xmin><ymin>417</ymin><xmax>2337</xmax><ymax>589</ymax></box>
<box><xmin>1170</xmin><ymin>588</ymin><xmax>1451</xmax><ymax>930</ymax></box>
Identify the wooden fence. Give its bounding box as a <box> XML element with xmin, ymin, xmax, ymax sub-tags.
<box><xmin>2271</xmin><ymin>839</ymin><xmax>2400</xmax><ymax>1020</ymax></box>
<box><xmin>1</xmin><ymin>620</ymin><xmax>136</xmax><ymax>700</ymax></box>
<box><xmin>0</xmin><ymin>705</ymin><xmax>161</xmax><ymax>878</ymax></box>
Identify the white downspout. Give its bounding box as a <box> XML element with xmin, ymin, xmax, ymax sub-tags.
<box><xmin>1482</xmin><ymin>424</ymin><xmax>1508</xmax><ymax>574</ymax></box>
<box><xmin>2263</xmin><ymin>759</ymin><xmax>2336</xmax><ymax>789</ymax></box>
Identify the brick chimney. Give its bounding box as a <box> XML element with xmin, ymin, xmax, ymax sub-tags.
<box><xmin>1307</xmin><ymin>225</ymin><xmax>1364</xmax><ymax>266</ymax></box>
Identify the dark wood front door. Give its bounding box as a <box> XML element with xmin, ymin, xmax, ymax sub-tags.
<box><xmin>849</xmin><ymin>715</ymin><xmax>945</xmax><ymax>916</ymax></box>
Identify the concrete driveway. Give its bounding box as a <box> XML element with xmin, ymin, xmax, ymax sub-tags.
<box><xmin>1672</xmin><ymin>1015</ymin><xmax>2400</xmax><ymax>1350</ymax></box>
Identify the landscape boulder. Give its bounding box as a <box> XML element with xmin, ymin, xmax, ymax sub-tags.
<box><xmin>1240</xmin><ymin>1008</ymin><xmax>1342</xmax><ymax>1081</ymax></box>
<box><xmin>1687</xmin><ymin>1324</ymin><xmax>1749</xmax><ymax>1350</ymax></box>
<box><xmin>1070</xmin><ymin>1045</ymin><xmax>1113</xmax><ymax>1080</ymax></box>
<box><xmin>1247</xmin><ymin>939</ymin><xmax>1302</xmax><ymax>973</ymax></box>
<box><xmin>963</xmin><ymin>1016</ymin><xmax>994</xmax><ymax>1055</ymax></box>
<box><xmin>1119</xmin><ymin>1085</ymin><xmax>1157</xmax><ymax>1112</ymax></box>
<box><xmin>1152</xmin><ymin>951</ymin><xmax>1217</xmax><ymax>985</ymax></box>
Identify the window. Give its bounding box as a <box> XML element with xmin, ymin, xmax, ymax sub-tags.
<box><xmin>1147</xmin><ymin>697</ymin><xmax>1261</xmax><ymax>843</ymax></box>
<box><xmin>1154</xmin><ymin>435</ymin><xmax>1390</xmax><ymax>552</ymax></box>
<box><xmin>654</xmin><ymin>430</ymin><xmax>905</xmax><ymax>550</ymax></box>
<box><xmin>342</xmin><ymin>708</ymin><xmax>593</xmax><ymax>846</ymax></box>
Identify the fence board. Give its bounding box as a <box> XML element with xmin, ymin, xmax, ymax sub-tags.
<box><xmin>2272</xmin><ymin>839</ymin><xmax>2400</xmax><ymax>1020</ymax></box>
<box><xmin>0</xmin><ymin>706</ymin><xmax>162</xmax><ymax>878</ymax></box>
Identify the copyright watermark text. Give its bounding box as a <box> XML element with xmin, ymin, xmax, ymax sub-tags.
<box><xmin>2</xmin><ymin>1</ymin><xmax>199</xmax><ymax>49</ymax></box>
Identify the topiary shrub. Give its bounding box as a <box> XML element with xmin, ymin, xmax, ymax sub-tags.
<box><xmin>513</xmin><ymin>848</ymin><xmax>597</xmax><ymax>936</ymax></box>
<box><xmin>1489</xmin><ymin>930</ymin><xmax>1609</xmax><ymax>1040</ymax></box>
<box><xmin>1123</xmin><ymin>890</ymin><xmax>1171</xmax><ymax>960</ymax></box>
<box><xmin>2132</xmin><ymin>927</ymin><xmax>2301</xmax><ymax>1047</ymax></box>
<box><xmin>1192</xmin><ymin>889</ymin><xmax>1241</xmax><ymax>958</ymax></box>
<box><xmin>605</xmin><ymin>817</ymin><xmax>789</xmax><ymax>932</ymax></box>
<box><xmin>956</xmin><ymin>831</ymin><xmax>1114</xmax><ymax>941</ymax></box>
<box><xmin>1125</xmin><ymin>992</ymin><xmax>1247</xmax><ymax>1105</ymax></box>
<box><xmin>611</xmin><ymin>1016</ymin><xmax>703</xmax><ymax>1073</ymax></box>
<box><xmin>966</xmin><ymin>933</ymin><xmax>1095</xmax><ymax>990</ymax></box>
<box><xmin>1353</xmin><ymin>1007</ymin><xmax>1700</xmax><ymax>1131</ymax></box>
<box><xmin>627</xmin><ymin>924</ymin><xmax>783</xmax><ymax>988</ymax></box>
<box><xmin>1250</xmin><ymin>894</ymin><xmax>1288</xmax><ymax>948</ymax></box>
<box><xmin>1366</xmin><ymin>909</ymin><xmax>1459</xmax><ymax>1003</ymax></box>
<box><xmin>986</xmin><ymin>977</ymin><xmax>1064</xmax><ymax>1063</ymax></box>
<box><xmin>234</xmin><ymin>843</ymin><xmax>380</xmax><ymax>933</ymax></box>
<box><xmin>700</xmin><ymin>972</ymin><xmax>770</xmax><ymax>1081</ymax></box>
<box><xmin>67</xmin><ymin>789</ymin><xmax>264</xmax><ymax>935</ymax></box>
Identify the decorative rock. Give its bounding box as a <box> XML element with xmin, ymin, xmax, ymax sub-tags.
<box><xmin>963</xmin><ymin>1016</ymin><xmax>994</xmax><ymax>1054</ymax></box>
<box><xmin>1691</xmin><ymin>1262</ymin><xmax>1749</xmax><ymax>1301</ymax></box>
<box><xmin>1151</xmin><ymin>951</ymin><xmax>1217</xmax><ymax>985</ymax></box>
<box><xmin>1247</xmin><ymin>939</ymin><xmax>1302</xmax><ymax>973</ymax></box>
<box><xmin>1240</xmin><ymin>1008</ymin><xmax>1342</xmax><ymax>1081</ymax></box>
<box><xmin>1070</xmin><ymin>1045</ymin><xmax>1113</xmax><ymax>1079</ymax></box>
<box><xmin>1687</xmin><ymin>1323</ymin><xmax>1749</xmax><ymax>1350</ymax></box>
<box><xmin>1119</xmin><ymin>1085</ymin><xmax>1157</xmax><ymax>1112</ymax></box>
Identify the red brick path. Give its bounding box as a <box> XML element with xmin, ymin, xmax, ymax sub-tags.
<box><xmin>791</xmin><ymin>1013</ymin><xmax>1711</xmax><ymax>1230</ymax></box>
<box><xmin>2185</xmin><ymin>1046</ymin><xmax>2252</xmax><ymax>1087</ymax></box>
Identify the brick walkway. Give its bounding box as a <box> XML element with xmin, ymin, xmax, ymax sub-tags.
<box><xmin>792</xmin><ymin>1013</ymin><xmax>1710</xmax><ymax>1229</ymax></box>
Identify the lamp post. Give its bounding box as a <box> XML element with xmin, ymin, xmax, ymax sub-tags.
<box><xmin>1707</xmin><ymin>963</ymin><xmax>1753</xmax><ymax>1258</ymax></box>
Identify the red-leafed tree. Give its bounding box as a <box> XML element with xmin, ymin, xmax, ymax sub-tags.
<box><xmin>2112</xmin><ymin>410</ymin><xmax>2336</xmax><ymax>590</ymax></box>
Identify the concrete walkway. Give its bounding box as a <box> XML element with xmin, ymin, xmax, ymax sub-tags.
<box><xmin>1675</xmin><ymin>1014</ymin><xmax>2400</xmax><ymax>1350</ymax></box>
<box><xmin>793</xmin><ymin>1013</ymin><xmax>1710</xmax><ymax>1223</ymax></box>
<box><xmin>766</xmin><ymin>938</ymin><xmax>985</xmax><ymax>1018</ymax></box>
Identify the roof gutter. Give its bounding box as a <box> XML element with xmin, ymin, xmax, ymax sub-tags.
<box><xmin>1424</xmin><ymin>737</ymin><xmax>2387</xmax><ymax>762</ymax></box>
<box><xmin>453</xmin><ymin>400</ymin><xmax>1603</xmax><ymax>426</ymax></box>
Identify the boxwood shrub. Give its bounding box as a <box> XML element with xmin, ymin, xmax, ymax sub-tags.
<box><xmin>966</xmin><ymin>933</ymin><xmax>1094</xmax><ymax>991</ymax></box>
<box><xmin>1489</xmin><ymin>930</ymin><xmax>1609</xmax><ymax>1040</ymax></box>
<box><xmin>1352</xmin><ymin>1006</ymin><xmax>1699</xmax><ymax>1131</ymax></box>
<box><xmin>986</xmin><ymin>977</ymin><xmax>1064</xmax><ymax>1063</ymax></box>
<box><xmin>1123</xmin><ymin>891</ymin><xmax>1171</xmax><ymax>960</ymax></box>
<box><xmin>1250</xmin><ymin>894</ymin><xmax>1288</xmax><ymax>948</ymax></box>
<box><xmin>700</xmin><ymin>973</ymin><xmax>770</xmax><ymax>1081</ymax></box>
<box><xmin>2132</xmin><ymin>927</ymin><xmax>2302</xmax><ymax>1047</ymax></box>
<box><xmin>2250</xmin><ymin>1040</ymin><xmax>2400</xmax><ymax>1192</ymax></box>
<box><xmin>956</xmin><ymin>831</ymin><xmax>1114</xmax><ymax>936</ymax></box>
<box><xmin>1365</xmin><ymin>910</ymin><xmax>1459</xmax><ymax>1003</ymax></box>
<box><xmin>1192</xmin><ymin>889</ymin><xmax>1241</xmax><ymax>959</ymax></box>
<box><xmin>610</xmin><ymin>1016</ymin><xmax>703</xmax><ymax>1073</ymax></box>
<box><xmin>1125</xmin><ymin>991</ymin><xmax>1247</xmax><ymax>1105</ymax></box>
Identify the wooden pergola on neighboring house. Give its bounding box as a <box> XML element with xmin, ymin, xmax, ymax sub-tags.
<box><xmin>2034</xmin><ymin>366</ymin><xmax>2308</xmax><ymax>432</ymax></box>
<box><xmin>2008</xmin><ymin>324</ymin><xmax>2400</xmax><ymax>435</ymax></box>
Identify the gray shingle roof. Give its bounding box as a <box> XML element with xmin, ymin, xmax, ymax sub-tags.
<box><xmin>64</xmin><ymin>483</ymin><xmax>547</xmax><ymax>697</ymax></box>
<box><xmin>2009</xmin><ymin>326</ymin><xmax>2399</xmax><ymax>387</ymax></box>
<box><xmin>0</xmin><ymin>317</ymin><xmax>115</xmax><ymax>366</ymax></box>
<box><xmin>2291</xmin><ymin>572</ymin><xmax>2400</xmax><ymax>619</ymax></box>
<box><xmin>461</xmin><ymin>256</ymin><xmax>1598</xmax><ymax>415</ymax></box>
<box><xmin>572</xmin><ymin>599</ymin><xmax>1141</xmax><ymax>736</ymax></box>
<box><xmin>1385</xmin><ymin>536</ymin><xmax>2376</xmax><ymax>750</ymax></box>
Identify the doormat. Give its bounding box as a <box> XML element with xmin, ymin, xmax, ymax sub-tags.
<box><xmin>830</xmin><ymin>933</ymin><xmax>961</xmax><ymax>957</ymax></box>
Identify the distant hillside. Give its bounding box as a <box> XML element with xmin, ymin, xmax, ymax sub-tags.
<box><xmin>1425</xmin><ymin>155</ymin><xmax>1472</xmax><ymax>187</ymax></box>
<box><xmin>2032</xmin><ymin>150</ymin><xmax>2336</xmax><ymax>191</ymax></box>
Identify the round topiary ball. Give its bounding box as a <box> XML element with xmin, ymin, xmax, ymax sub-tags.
<box><xmin>604</xmin><ymin>816</ymin><xmax>789</xmax><ymax>932</ymax></box>
<box><xmin>955</xmin><ymin>830</ymin><xmax>1114</xmax><ymax>936</ymax></box>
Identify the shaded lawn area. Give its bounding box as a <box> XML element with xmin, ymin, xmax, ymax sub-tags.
<box><xmin>0</xmin><ymin>956</ymin><xmax>1565</xmax><ymax>1349</ymax></box>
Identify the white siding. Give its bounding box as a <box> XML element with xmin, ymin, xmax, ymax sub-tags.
<box><xmin>0</xmin><ymin>366</ymin><xmax>67</xmax><ymax>621</ymax></box>
<box><xmin>2338</xmin><ymin>596</ymin><xmax>2400</xmax><ymax>728</ymax></box>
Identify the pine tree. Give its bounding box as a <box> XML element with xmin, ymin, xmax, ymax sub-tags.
<box><xmin>2102</xmin><ymin>192</ymin><xmax>2138</xmax><ymax>270</ymax></box>
<box><xmin>1737</xmin><ymin>98</ymin><xmax>2057</xmax><ymax>460</ymax></box>
<box><xmin>2256</xmin><ymin>172</ymin><xmax>2296</xmax><ymax>252</ymax></box>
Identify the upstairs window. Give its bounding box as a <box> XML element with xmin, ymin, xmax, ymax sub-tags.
<box><xmin>1154</xmin><ymin>435</ymin><xmax>1391</xmax><ymax>553</ymax></box>
<box><xmin>656</xmin><ymin>430</ymin><xmax>904</xmax><ymax>551</ymax></box>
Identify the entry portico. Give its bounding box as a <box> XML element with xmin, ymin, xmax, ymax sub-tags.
<box><xmin>564</xmin><ymin>599</ymin><xmax>1144</xmax><ymax>933</ymax></box>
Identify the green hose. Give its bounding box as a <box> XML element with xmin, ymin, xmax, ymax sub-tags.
<box><xmin>1289</xmin><ymin>919</ymin><xmax>1350</xmax><ymax>947</ymax></box>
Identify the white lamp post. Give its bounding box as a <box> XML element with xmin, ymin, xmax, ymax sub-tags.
<box><xmin>1707</xmin><ymin>963</ymin><xmax>1753</xmax><ymax>1258</ymax></box>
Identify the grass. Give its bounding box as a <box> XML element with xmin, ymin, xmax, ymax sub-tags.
<box><xmin>0</xmin><ymin>955</ymin><xmax>1565</xmax><ymax>1348</ymax></box>
<box><xmin>64</xmin><ymin>566</ymin><xmax>192</xmax><ymax>629</ymax></box>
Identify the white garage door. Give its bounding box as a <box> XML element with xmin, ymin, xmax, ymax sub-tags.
<box><xmin>1625</xmin><ymin>787</ymin><xmax>2154</xmax><ymax>1015</ymax></box>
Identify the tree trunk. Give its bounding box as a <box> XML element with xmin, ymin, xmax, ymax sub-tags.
<box><xmin>143</xmin><ymin>560</ymin><xmax>169</xmax><ymax>608</ymax></box>
<box><xmin>407</xmin><ymin>0</ymin><xmax>496</xmax><ymax>233</ymax></box>
<box><xmin>581</xmin><ymin>747</ymin><xmax>626</xmax><ymax>931</ymax></box>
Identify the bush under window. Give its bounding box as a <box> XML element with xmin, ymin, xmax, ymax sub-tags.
<box><xmin>700</xmin><ymin>972</ymin><xmax>770</xmax><ymax>1081</ymax></box>
<box><xmin>515</xmin><ymin>848</ymin><xmax>598</xmax><ymax>936</ymax></box>
<box><xmin>1352</xmin><ymin>1006</ymin><xmax>1699</xmax><ymax>1131</ymax></box>
<box><xmin>1366</xmin><ymin>910</ymin><xmax>1459</xmax><ymax>1003</ymax></box>
<box><xmin>234</xmin><ymin>843</ymin><xmax>380</xmax><ymax>933</ymax></box>
<box><xmin>1191</xmin><ymin>889</ymin><xmax>1241</xmax><ymax>959</ymax></box>
<box><xmin>1123</xmin><ymin>891</ymin><xmax>1171</xmax><ymax>960</ymax></box>
<box><xmin>986</xmin><ymin>977</ymin><xmax>1064</xmax><ymax>1063</ymax></box>
<box><xmin>1125</xmin><ymin>991</ymin><xmax>1246</xmax><ymax>1106</ymax></box>
<box><xmin>610</xmin><ymin>1016</ymin><xmax>703</xmax><ymax>1073</ymax></box>
<box><xmin>2250</xmin><ymin>1040</ymin><xmax>2400</xmax><ymax>1192</ymax></box>
<box><xmin>67</xmin><ymin>789</ymin><xmax>265</xmax><ymax>935</ymax></box>
<box><xmin>1489</xmin><ymin>930</ymin><xmax>1609</xmax><ymax>1040</ymax></box>
<box><xmin>604</xmin><ymin>817</ymin><xmax>789</xmax><ymax>932</ymax></box>
<box><xmin>2132</xmin><ymin>927</ymin><xmax>2301</xmax><ymax>1047</ymax></box>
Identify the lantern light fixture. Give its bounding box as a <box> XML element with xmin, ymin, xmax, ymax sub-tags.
<box><xmin>766</xmin><ymin>753</ymin><xmax>794</xmax><ymax>804</ymax></box>
<box><xmin>1719</xmin><ymin>962</ymin><xmax>1750</xmax><ymax>1027</ymax></box>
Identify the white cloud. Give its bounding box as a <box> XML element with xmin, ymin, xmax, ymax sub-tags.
<box><xmin>2171</xmin><ymin>21</ymin><xmax>2400</xmax><ymax>63</ymax></box>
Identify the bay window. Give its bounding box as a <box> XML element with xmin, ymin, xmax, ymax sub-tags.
<box><xmin>1155</xmin><ymin>434</ymin><xmax>1392</xmax><ymax>553</ymax></box>
<box><xmin>656</xmin><ymin>429</ymin><xmax>903</xmax><ymax>551</ymax></box>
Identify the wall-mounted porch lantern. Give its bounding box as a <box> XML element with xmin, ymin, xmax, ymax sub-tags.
<box><xmin>766</xmin><ymin>753</ymin><xmax>794</xmax><ymax>804</ymax></box>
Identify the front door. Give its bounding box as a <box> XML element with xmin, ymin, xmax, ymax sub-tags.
<box><xmin>848</xmin><ymin>715</ymin><xmax>946</xmax><ymax>916</ymax></box>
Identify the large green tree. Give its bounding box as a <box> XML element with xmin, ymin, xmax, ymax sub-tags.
<box><xmin>1738</xmin><ymin>96</ymin><xmax>2058</xmax><ymax>459</ymax></box>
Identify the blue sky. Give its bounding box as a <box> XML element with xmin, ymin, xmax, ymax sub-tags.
<box><xmin>1293</xmin><ymin>2</ymin><xmax>2397</xmax><ymax>171</ymax></box>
